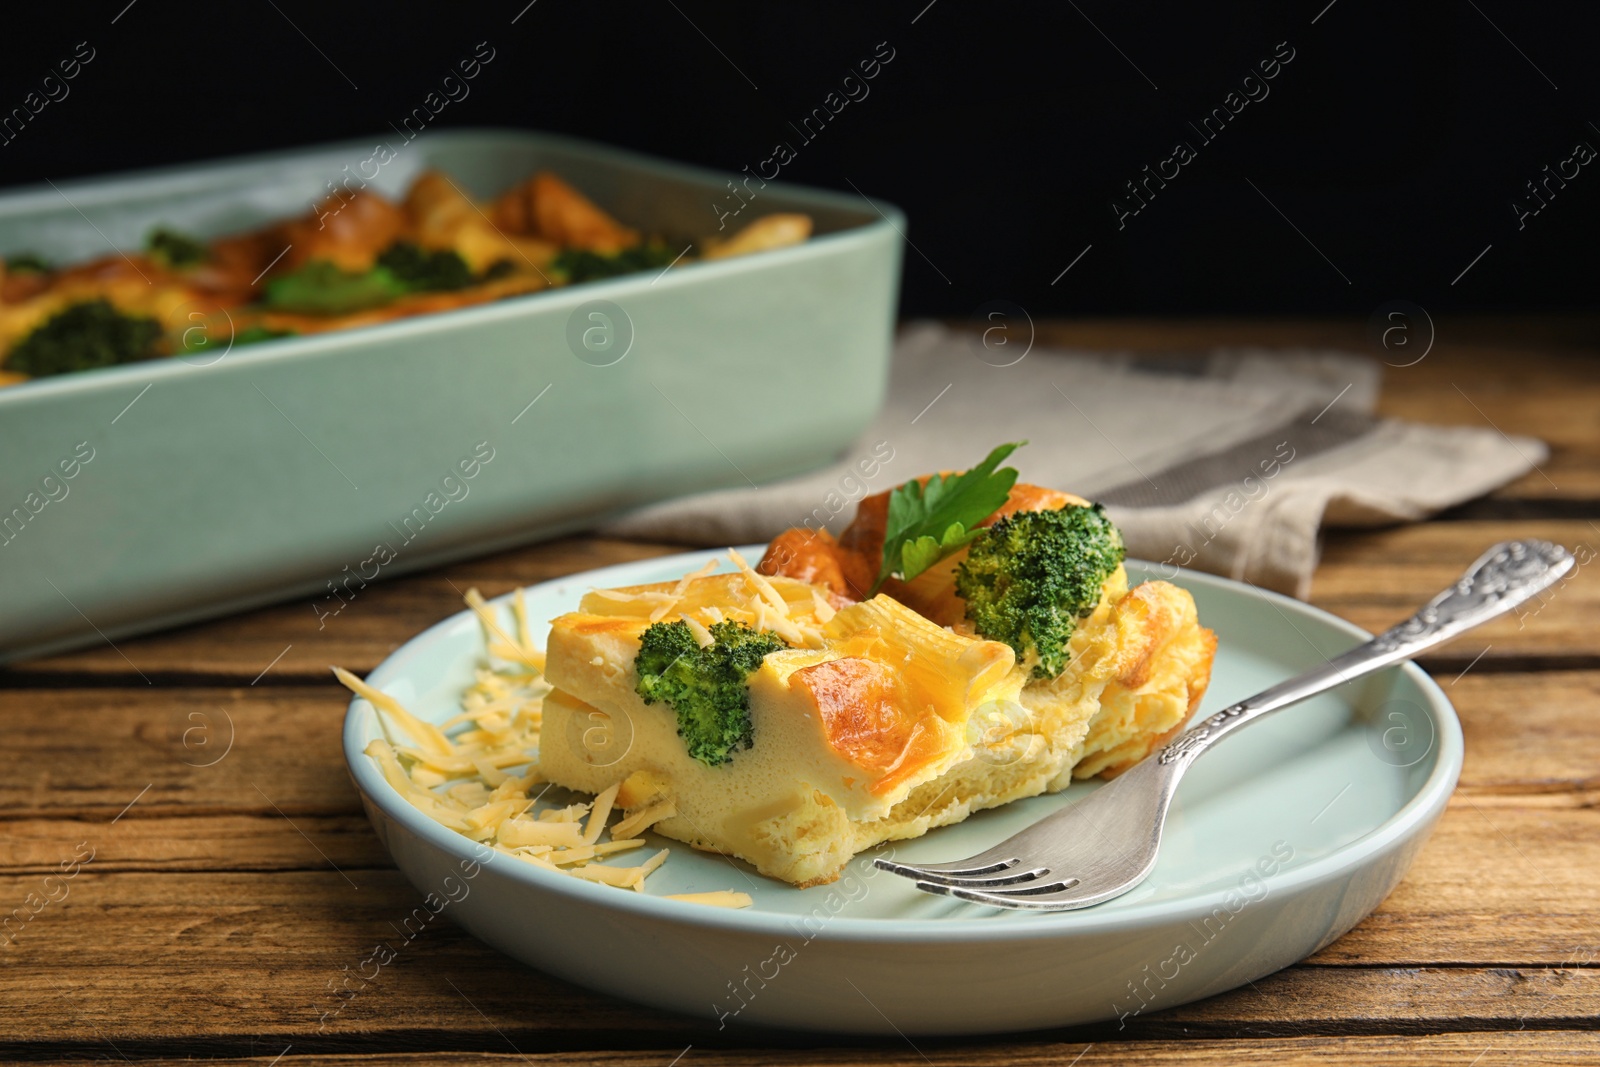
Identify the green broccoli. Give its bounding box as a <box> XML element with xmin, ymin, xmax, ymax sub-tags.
<box><xmin>551</xmin><ymin>242</ymin><xmax>680</xmax><ymax>284</ymax></box>
<box><xmin>145</xmin><ymin>228</ymin><xmax>207</xmax><ymax>269</ymax></box>
<box><xmin>954</xmin><ymin>504</ymin><xmax>1125</xmax><ymax>681</ymax></box>
<box><xmin>175</xmin><ymin>322</ymin><xmax>296</xmax><ymax>354</ymax></box>
<box><xmin>262</xmin><ymin>243</ymin><xmax>481</xmax><ymax>315</ymax></box>
<box><xmin>262</xmin><ymin>261</ymin><xmax>410</xmax><ymax>315</ymax></box>
<box><xmin>233</xmin><ymin>324</ymin><xmax>297</xmax><ymax>346</ymax></box>
<box><xmin>4</xmin><ymin>251</ymin><xmax>51</xmax><ymax>274</ymax></box>
<box><xmin>634</xmin><ymin>619</ymin><xmax>790</xmax><ymax>767</ymax></box>
<box><xmin>375</xmin><ymin>241</ymin><xmax>474</xmax><ymax>291</ymax></box>
<box><xmin>7</xmin><ymin>298</ymin><xmax>162</xmax><ymax>378</ymax></box>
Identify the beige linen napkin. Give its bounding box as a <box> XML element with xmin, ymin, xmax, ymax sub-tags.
<box><xmin>601</xmin><ymin>323</ymin><xmax>1544</xmax><ymax>597</ymax></box>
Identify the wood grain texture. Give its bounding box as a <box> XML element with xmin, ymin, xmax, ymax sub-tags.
<box><xmin>2</xmin><ymin>318</ymin><xmax>1596</xmax><ymax>1065</ymax></box>
<box><xmin>1</xmin><ymin>865</ymin><xmax>1595</xmax><ymax>1048</ymax></box>
<box><xmin>1311</xmin><ymin>521</ymin><xmax>1600</xmax><ymax>665</ymax></box>
<box><xmin>28</xmin><ymin>1034</ymin><xmax>1600</xmax><ymax>1066</ymax></box>
<box><xmin>6</xmin><ymin>536</ymin><xmax>683</xmax><ymax>681</ymax></box>
<box><xmin>4</xmin><ymin>802</ymin><xmax>1594</xmax><ymax>970</ymax></box>
<box><xmin>4</xmin><ymin>663</ymin><xmax>1594</xmax><ymax>825</ymax></box>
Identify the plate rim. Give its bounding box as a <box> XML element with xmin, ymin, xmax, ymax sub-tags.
<box><xmin>343</xmin><ymin>545</ymin><xmax>1464</xmax><ymax>943</ymax></box>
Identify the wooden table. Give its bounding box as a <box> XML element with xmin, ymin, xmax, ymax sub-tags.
<box><xmin>5</xmin><ymin>318</ymin><xmax>1597</xmax><ymax>1065</ymax></box>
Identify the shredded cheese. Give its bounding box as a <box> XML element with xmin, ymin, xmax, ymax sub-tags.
<box><xmin>336</xmin><ymin>667</ymin><xmax>452</xmax><ymax>757</ymax></box>
<box><xmin>663</xmin><ymin>891</ymin><xmax>754</xmax><ymax>909</ymax></box>
<box><xmin>590</xmin><ymin>589</ymin><xmax>679</xmax><ymax>605</ymax></box>
<box><xmin>682</xmin><ymin>615</ymin><xmax>715</xmax><ymax>649</ymax></box>
<box><xmin>464</xmin><ymin>587</ymin><xmax>545</xmax><ymax>670</ymax></box>
<box><xmin>568</xmin><ymin>863</ymin><xmax>641</xmax><ymax>887</ymax></box>
<box><xmin>612</xmin><ymin>796</ymin><xmax>677</xmax><ymax>840</ymax></box>
<box><xmin>648</xmin><ymin>594</ymin><xmax>684</xmax><ymax>624</ymax></box>
<box><xmin>497</xmin><ymin>819</ymin><xmax>586</xmax><ymax>848</ymax></box>
<box><xmin>728</xmin><ymin>548</ymin><xmax>791</xmax><ymax>618</ymax></box>
<box><xmin>811</xmin><ymin>589</ymin><xmax>836</xmax><ymax>623</ymax></box>
<box><xmin>339</xmin><ymin>580</ymin><xmax>761</xmax><ymax>907</ymax></box>
<box><xmin>630</xmin><ymin>848</ymin><xmax>671</xmax><ymax>892</ymax></box>
<box><xmin>584</xmin><ymin>782</ymin><xmax>620</xmax><ymax>844</ymax></box>
<box><xmin>537</xmin><ymin>802</ymin><xmax>590</xmax><ymax>822</ymax></box>
<box><xmin>673</xmin><ymin>558</ymin><xmax>720</xmax><ymax>594</ymax></box>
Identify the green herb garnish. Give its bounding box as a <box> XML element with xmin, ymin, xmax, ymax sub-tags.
<box><xmin>869</xmin><ymin>441</ymin><xmax>1025</xmax><ymax>596</ymax></box>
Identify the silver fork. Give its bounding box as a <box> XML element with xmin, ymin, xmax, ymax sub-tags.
<box><xmin>875</xmin><ymin>539</ymin><xmax>1575</xmax><ymax>911</ymax></box>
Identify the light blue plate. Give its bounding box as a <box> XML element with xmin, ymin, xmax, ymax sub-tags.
<box><xmin>342</xmin><ymin>549</ymin><xmax>1462</xmax><ymax>1034</ymax></box>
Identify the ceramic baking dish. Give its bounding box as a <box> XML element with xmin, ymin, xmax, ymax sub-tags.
<box><xmin>0</xmin><ymin>129</ymin><xmax>902</xmax><ymax>662</ymax></box>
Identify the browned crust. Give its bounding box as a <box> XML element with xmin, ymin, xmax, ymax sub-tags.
<box><xmin>1099</xmin><ymin>625</ymin><xmax>1218</xmax><ymax>778</ymax></box>
<box><xmin>792</xmin><ymin>870</ymin><xmax>843</xmax><ymax>889</ymax></box>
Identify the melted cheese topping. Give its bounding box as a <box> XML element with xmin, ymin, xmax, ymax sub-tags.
<box><xmin>540</xmin><ymin>556</ymin><xmax>1028</xmax><ymax>883</ymax></box>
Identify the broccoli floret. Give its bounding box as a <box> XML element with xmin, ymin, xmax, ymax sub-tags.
<box><xmin>375</xmin><ymin>241</ymin><xmax>474</xmax><ymax>291</ymax></box>
<box><xmin>634</xmin><ymin>619</ymin><xmax>789</xmax><ymax>767</ymax></box>
<box><xmin>146</xmin><ymin>227</ymin><xmax>207</xmax><ymax>269</ymax></box>
<box><xmin>4</xmin><ymin>251</ymin><xmax>51</xmax><ymax>274</ymax></box>
<box><xmin>262</xmin><ymin>244</ymin><xmax>479</xmax><ymax>315</ymax></box>
<box><xmin>262</xmin><ymin>261</ymin><xmax>410</xmax><ymax>314</ymax></box>
<box><xmin>7</xmin><ymin>299</ymin><xmax>162</xmax><ymax>378</ymax></box>
<box><xmin>234</xmin><ymin>324</ymin><xmax>297</xmax><ymax>346</ymax></box>
<box><xmin>551</xmin><ymin>242</ymin><xmax>679</xmax><ymax>284</ymax></box>
<box><xmin>954</xmin><ymin>504</ymin><xmax>1125</xmax><ymax>681</ymax></box>
<box><xmin>175</xmin><ymin>322</ymin><xmax>295</xmax><ymax>354</ymax></box>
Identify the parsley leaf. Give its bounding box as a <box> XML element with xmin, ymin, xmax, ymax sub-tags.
<box><xmin>869</xmin><ymin>441</ymin><xmax>1025</xmax><ymax>596</ymax></box>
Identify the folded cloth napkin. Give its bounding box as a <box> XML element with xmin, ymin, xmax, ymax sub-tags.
<box><xmin>601</xmin><ymin>323</ymin><xmax>1545</xmax><ymax>597</ymax></box>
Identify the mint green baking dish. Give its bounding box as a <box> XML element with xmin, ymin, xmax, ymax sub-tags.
<box><xmin>0</xmin><ymin>129</ymin><xmax>903</xmax><ymax>663</ymax></box>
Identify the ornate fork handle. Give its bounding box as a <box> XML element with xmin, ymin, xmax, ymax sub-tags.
<box><xmin>1158</xmin><ymin>539</ymin><xmax>1575</xmax><ymax>767</ymax></box>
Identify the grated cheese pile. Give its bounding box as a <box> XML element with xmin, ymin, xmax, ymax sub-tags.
<box><xmin>583</xmin><ymin>549</ymin><xmax>831</xmax><ymax>651</ymax></box>
<box><xmin>336</xmin><ymin>583</ymin><xmax>753</xmax><ymax>908</ymax></box>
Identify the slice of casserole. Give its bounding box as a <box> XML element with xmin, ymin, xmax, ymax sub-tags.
<box><xmin>539</xmin><ymin>498</ymin><xmax>1216</xmax><ymax>886</ymax></box>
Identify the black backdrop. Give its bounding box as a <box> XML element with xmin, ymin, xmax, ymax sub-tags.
<box><xmin>1</xmin><ymin>0</ymin><xmax>1595</xmax><ymax>319</ymax></box>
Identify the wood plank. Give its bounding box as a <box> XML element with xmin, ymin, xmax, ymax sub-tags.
<box><xmin>1453</xmin><ymin>674</ymin><xmax>1600</xmax><ymax>795</ymax></box>
<box><xmin>0</xmin><ymin>688</ymin><xmax>361</xmax><ymax>820</ymax></box>
<box><xmin>1313</xmin><ymin>802</ymin><xmax>1600</xmax><ymax>965</ymax></box>
<box><xmin>0</xmin><ymin>813</ymin><xmax>389</xmax><ymax>873</ymax></box>
<box><xmin>6</xmin><ymin>536</ymin><xmax>681</xmax><ymax>681</ymax></box>
<box><xmin>1</xmin><ymin>863</ymin><xmax>1595</xmax><ymax>1048</ymax></box>
<box><xmin>2</xmin><ymin>801</ymin><xmax>1594</xmax><ymax>966</ymax></box>
<box><xmin>6</xmin><ymin>801</ymin><xmax>1597</xmax><ymax>962</ymax></box>
<box><xmin>5</xmin><ymin>662</ymin><xmax>1595</xmax><ymax>824</ymax></box>
<box><xmin>1313</xmin><ymin>520</ymin><xmax>1600</xmax><ymax>665</ymax></box>
<box><xmin>1</xmin><ymin>669</ymin><xmax>1594</xmax><ymax>970</ymax></box>
<box><xmin>1368</xmin><ymin>337</ymin><xmax>1600</xmax><ymax>505</ymax></box>
<box><xmin>40</xmin><ymin>1032</ymin><xmax>1600</xmax><ymax>1067</ymax></box>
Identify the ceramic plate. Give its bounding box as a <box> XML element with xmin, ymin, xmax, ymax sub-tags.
<box><xmin>342</xmin><ymin>549</ymin><xmax>1462</xmax><ymax>1035</ymax></box>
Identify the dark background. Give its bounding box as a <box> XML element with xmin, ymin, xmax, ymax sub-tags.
<box><xmin>1</xmin><ymin>0</ymin><xmax>1595</xmax><ymax>318</ymax></box>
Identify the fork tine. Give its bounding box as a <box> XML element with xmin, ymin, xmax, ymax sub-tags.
<box><xmin>917</xmin><ymin>877</ymin><xmax>1083</xmax><ymax>902</ymax></box>
<box><xmin>941</xmin><ymin>881</ymin><xmax>1114</xmax><ymax>912</ymax></box>
<box><xmin>873</xmin><ymin>856</ymin><xmax>1022</xmax><ymax>880</ymax></box>
<box><xmin>896</xmin><ymin>864</ymin><xmax>1053</xmax><ymax>888</ymax></box>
